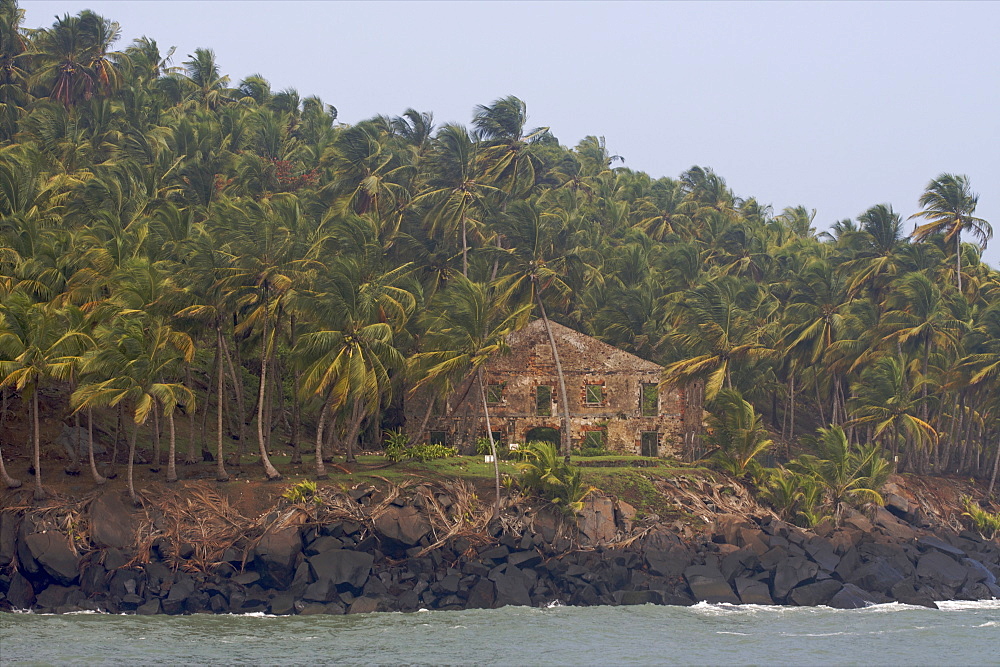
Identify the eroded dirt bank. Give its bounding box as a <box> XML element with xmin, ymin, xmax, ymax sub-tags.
<box><xmin>1</xmin><ymin>473</ymin><xmax>998</xmax><ymax>615</ymax></box>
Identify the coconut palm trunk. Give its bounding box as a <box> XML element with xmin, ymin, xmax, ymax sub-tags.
<box><xmin>126</xmin><ymin>419</ymin><xmax>139</xmax><ymax>504</ymax></box>
<box><xmin>0</xmin><ymin>442</ymin><xmax>21</xmax><ymax>488</ymax></box>
<box><xmin>219</xmin><ymin>331</ymin><xmax>246</xmax><ymax>466</ymax></box>
<box><xmin>32</xmin><ymin>388</ymin><xmax>44</xmax><ymax>499</ymax></box>
<box><xmin>314</xmin><ymin>397</ymin><xmax>329</xmax><ymax>479</ymax></box>
<box><xmin>255</xmin><ymin>299</ymin><xmax>281</xmax><ymax>480</ymax></box>
<box><xmin>87</xmin><ymin>407</ymin><xmax>106</xmax><ymax>485</ymax></box>
<box><xmin>166</xmin><ymin>406</ymin><xmax>178</xmax><ymax>482</ymax></box>
<box><xmin>185</xmin><ymin>365</ymin><xmax>198</xmax><ymax>464</ymax></box>
<box><xmin>986</xmin><ymin>438</ymin><xmax>999</xmax><ymax>498</ymax></box>
<box><xmin>535</xmin><ymin>295</ymin><xmax>572</xmax><ymax>459</ymax></box>
<box><xmin>215</xmin><ymin>328</ymin><xmax>229</xmax><ymax>481</ymax></box>
<box><xmin>477</xmin><ymin>368</ymin><xmax>502</xmax><ymax>517</ymax></box>
<box><xmin>344</xmin><ymin>400</ymin><xmax>364</xmax><ymax>464</ymax></box>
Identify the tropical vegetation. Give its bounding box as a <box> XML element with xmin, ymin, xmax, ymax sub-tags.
<box><xmin>0</xmin><ymin>2</ymin><xmax>997</xmax><ymax>509</ymax></box>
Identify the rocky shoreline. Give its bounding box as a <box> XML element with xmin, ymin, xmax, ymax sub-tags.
<box><xmin>2</xmin><ymin>480</ymin><xmax>999</xmax><ymax>616</ymax></box>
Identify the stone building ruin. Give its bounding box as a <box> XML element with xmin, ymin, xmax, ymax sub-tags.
<box><xmin>405</xmin><ymin>320</ymin><xmax>698</xmax><ymax>457</ymax></box>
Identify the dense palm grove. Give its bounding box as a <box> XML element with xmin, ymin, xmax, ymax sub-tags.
<box><xmin>0</xmin><ymin>4</ymin><xmax>997</xmax><ymax>505</ymax></box>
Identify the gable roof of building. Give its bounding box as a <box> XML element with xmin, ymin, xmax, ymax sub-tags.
<box><xmin>488</xmin><ymin>319</ymin><xmax>663</xmax><ymax>374</ymax></box>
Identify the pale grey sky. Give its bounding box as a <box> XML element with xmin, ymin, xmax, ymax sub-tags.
<box><xmin>23</xmin><ymin>0</ymin><xmax>1000</xmax><ymax>268</ymax></box>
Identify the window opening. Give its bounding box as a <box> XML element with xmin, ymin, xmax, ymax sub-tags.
<box><xmin>536</xmin><ymin>385</ymin><xmax>552</xmax><ymax>416</ymax></box>
<box><xmin>641</xmin><ymin>383</ymin><xmax>659</xmax><ymax>416</ymax></box>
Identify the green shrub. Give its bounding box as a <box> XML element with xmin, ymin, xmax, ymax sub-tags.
<box><xmin>518</xmin><ymin>441</ymin><xmax>595</xmax><ymax>515</ymax></box>
<box><xmin>407</xmin><ymin>443</ymin><xmax>458</xmax><ymax>462</ymax></box>
<box><xmin>385</xmin><ymin>439</ymin><xmax>458</xmax><ymax>463</ymax></box>
<box><xmin>961</xmin><ymin>496</ymin><xmax>1000</xmax><ymax>539</ymax></box>
<box><xmin>282</xmin><ymin>479</ymin><xmax>321</xmax><ymax>505</ymax></box>
<box><xmin>383</xmin><ymin>429</ymin><xmax>410</xmax><ymax>462</ymax></box>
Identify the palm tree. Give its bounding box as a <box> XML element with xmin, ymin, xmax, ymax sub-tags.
<box><xmin>0</xmin><ymin>292</ymin><xmax>87</xmax><ymax>499</ymax></box>
<box><xmin>72</xmin><ymin>314</ymin><xmax>194</xmax><ymax>500</ymax></box>
<box><xmin>180</xmin><ymin>48</ymin><xmax>231</xmax><ymax>110</ymax></box>
<box><xmin>662</xmin><ymin>277</ymin><xmax>775</xmax><ymax>400</ymax></box>
<box><xmin>472</xmin><ymin>95</ymin><xmax>546</xmax><ymax>201</ymax></box>
<box><xmin>295</xmin><ymin>259</ymin><xmax>412</xmax><ymax>468</ymax></box>
<box><xmin>791</xmin><ymin>426</ymin><xmax>890</xmax><ymax>524</ymax></box>
<box><xmin>216</xmin><ymin>195</ymin><xmax>325</xmax><ymax>480</ymax></box>
<box><xmin>494</xmin><ymin>200</ymin><xmax>577</xmax><ymax>458</ymax></box>
<box><xmin>910</xmin><ymin>174</ymin><xmax>992</xmax><ymax>293</ymax></box>
<box><xmin>848</xmin><ymin>355</ymin><xmax>937</xmax><ymax>469</ymax></box>
<box><xmin>30</xmin><ymin>10</ymin><xmax>125</xmax><ymax>107</ymax></box>
<box><xmin>703</xmin><ymin>388</ymin><xmax>773</xmax><ymax>476</ymax></box>
<box><xmin>415</xmin><ymin>123</ymin><xmax>501</xmax><ymax>276</ymax></box>
<box><xmin>410</xmin><ymin>275</ymin><xmax>530</xmax><ymax>514</ymax></box>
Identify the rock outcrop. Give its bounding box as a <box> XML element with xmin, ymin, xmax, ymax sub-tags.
<box><xmin>1</xmin><ymin>484</ymin><xmax>998</xmax><ymax>616</ymax></box>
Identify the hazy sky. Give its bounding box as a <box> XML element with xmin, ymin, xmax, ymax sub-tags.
<box><xmin>23</xmin><ymin>0</ymin><xmax>1000</xmax><ymax>268</ymax></box>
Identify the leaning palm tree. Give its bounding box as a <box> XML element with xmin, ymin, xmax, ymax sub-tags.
<box><xmin>410</xmin><ymin>275</ymin><xmax>531</xmax><ymax>515</ymax></box>
<box><xmin>910</xmin><ymin>174</ymin><xmax>992</xmax><ymax>293</ymax></box>
<box><xmin>0</xmin><ymin>292</ymin><xmax>87</xmax><ymax>499</ymax></box>
<box><xmin>294</xmin><ymin>259</ymin><xmax>412</xmax><ymax>470</ymax></box>
<box><xmin>494</xmin><ymin>200</ymin><xmax>579</xmax><ymax>459</ymax></box>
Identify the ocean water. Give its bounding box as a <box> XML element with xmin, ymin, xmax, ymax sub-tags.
<box><xmin>1</xmin><ymin>601</ymin><xmax>998</xmax><ymax>666</ymax></box>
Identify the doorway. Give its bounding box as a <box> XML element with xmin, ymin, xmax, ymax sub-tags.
<box><xmin>641</xmin><ymin>431</ymin><xmax>659</xmax><ymax>457</ymax></box>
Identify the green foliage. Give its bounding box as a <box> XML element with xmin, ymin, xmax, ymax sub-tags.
<box><xmin>383</xmin><ymin>429</ymin><xmax>411</xmax><ymax>462</ymax></box>
<box><xmin>517</xmin><ymin>441</ymin><xmax>595</xmax><ymax>514</ymax></box>
<box><xmin>282</xmin><ymin>479</ymin><xmax>321</xmax><ymax>505</ymax></box>
<box><xmin>703</xmin><ymin>389</ymin><xmax>773</xmax><ymax>476</ymax></box>
<box><xmin>757</xmin><ymin>426</ymin><xmax>891</xmax><ymax>525</ymax></box>
<box><xmin>575</xmin><ymin>446</ymin><xmax>613</xmax><ymax>457</ymax></box>
<box><xmin>960</xmin><ymin>496</ymin><xmax>1000</xmax><ymax>539</ymax></box>
<box><xmin>0</xmin><ymin>3</ymin><xmax>997</xmax><ymax>497</ymax></box>
<box><xmin>385</xmin><ymin>439</ymin><xmax>458</xmax><ymax>463</ymax></box>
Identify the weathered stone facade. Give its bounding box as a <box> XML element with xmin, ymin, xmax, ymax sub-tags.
<box><xmin>406</xmin><ymin>320</ymin><xmax>691</xmax><ymax>456</ymax></box>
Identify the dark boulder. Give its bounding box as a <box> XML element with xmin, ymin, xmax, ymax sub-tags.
<box><xmin>348</xmin><ymin>596</ymin><xmax>379</xmax><ymax>614</ymax></box>
<box><xmin>90</xmin><ymin>492</ymin><xmax>138</xmax><ymax>550</ymax></box>
<box><xmin>916</xmin><ymin>550</ymin><xmax>967</xmax><ymax>592</ymax></box>
<box><xmin>772</xmin><ymin>557</ymin><xmax>818</xmax><ymax>601</ymax></box>
<box><xmin>269</xmin><ymin>592</ymin><xmax>296</xmax><ymax>615</ymax></box>
<box><xmin>308</xmin><ymin>549</ymin><xmax>374</xmax><ymax>591</ymax></box>
<box><xmin>24</xmin><ymin>532</ymin><xmax>80</xmax><ymax>585</ymax></box>
<box><xmin>961</xmin><ymin>558</ymin><xmax>996</xmax><ymax>586</ymax></box>
<box><xmin>253</xmin><ymin>526</ymin><xmax>302</xmax><ymax>589</ymax></box>
<box><xmin>136</xmin><ymin>599</ymin><xmax>161</xmax><ymax>615</ymax></box>
<box><xmin>162</xmin><ymin>577</ymin><xmax>197</xmax><ymax>615</ymax></box>
<box><xmin>466</xmin><ymin>579</ymin><xmax>496</xmax><ymax>609</ymax></box>
<box><xmin>645</xmin><ymin>545</ymin><xmax>693</xmax><ymax>577</ymax></box>
<box><xmin>735</xmin><ymin>576</ymin><xmax>774</xmax><ymax>605</ymax></box>
<box><xmin>490</xmin><ymin>564</ymin><xmax>532</xmax><ymax>608</ymax></box>
<box><xmin>615</xmin><ymin>590</ymin><xmax>661</xmax><ymax>605</ymax></box>
<box><xmin>374</xmin><ymin>506</ymin><xmax>431</xmax><ymax>547</ymax></box>
<box><xmin>828</xmin><ymin>583</ymin><xmax>880</xmax><ymax>609</ymax></box>
<box><xmin>846</xmin><ymin>559</ymin><xmax>905</xmax><ymax>596</ymax></box>
<box><xmin>6</xmin><ymin>572</ymin><xmax>35</xmax><ymax>609</ymax></box>
<box><xmin>80</xmin><ymin>561</ymin><xmax>108</xmax><ymax>596</ymax></box>
<box><xmin>35</xmin><ymin>584</ymin><xmax>73</xmax><ymax>610</ymax></box>
<box><xmin>789</xmin><ymin>580</ymin><xmax>841</xmax><ymax>607</ymax></box>
<box><xmin>578</xmin><ymin>496</ymin><xmax>617</xmax><ymax>546</ymax></box>
<box><xmin>0</xmin><ymin>511</ymin><xmax>18</xmax><ymax>566</ymax></box>
<box><xmin>684</xmin><ymin>564</ymin><xmax>740</xmax><ymax>604</ymax></box>
<box><xmin>305</xmin><ymin>536</ymin><xmax>343</xmax><ymax>556</ymax></box>
<box><xmin>918</xmin><ymin>536</ymin><xmax>966</xmax><ymax>559</ymax></box>
<box><xmin>890</xmin><ymin>580</ymin><xmax>938</xmax><ymax>609</ymax></box>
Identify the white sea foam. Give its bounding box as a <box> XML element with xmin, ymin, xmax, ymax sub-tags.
<box><xmin>936</xmin><ymin>599</ymin><xmax>1000</xmax><ymax>611</ymax></box>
